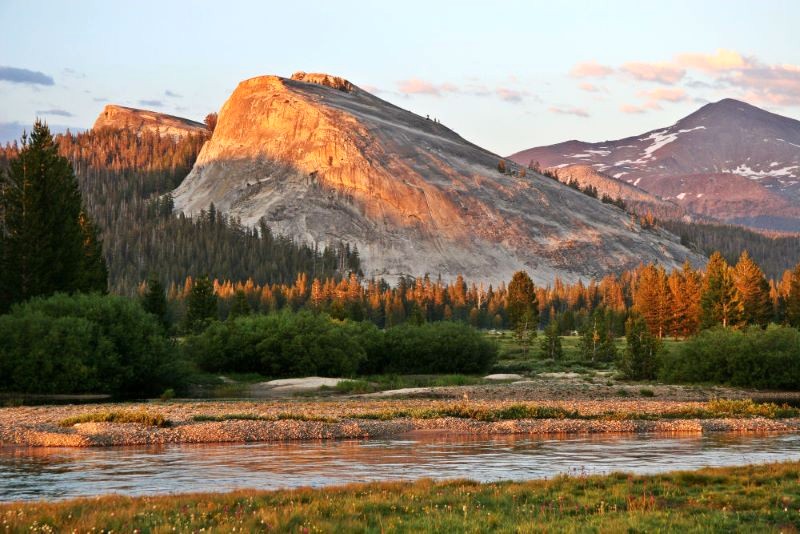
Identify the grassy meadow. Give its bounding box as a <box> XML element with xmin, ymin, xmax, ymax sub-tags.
<box><xmin>3</xmin><ymin>461</ymin><xmax>800</xmax><ymax>532</ymax></box>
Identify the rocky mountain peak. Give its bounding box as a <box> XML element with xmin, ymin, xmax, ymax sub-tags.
<box><xmin>171</xmin><ymin>72</ymin><xmax>703</xmax><ymax>284</ymax></box>
<box><xmin>92</xmin><ymin>105</ymin><xmax>207</xmax><ymax>138</ymax></box>
<box><xmin>290</xmin><ymin>71</ymin><xmax>355</xmax><ymax>92</ymax></box>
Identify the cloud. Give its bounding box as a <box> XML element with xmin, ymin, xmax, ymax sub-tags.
<box><xmin>36</xmin><ymin>109</ymin><xmax>73</xmax><ymax>117</ymax></box>
<box><xmin>723</xmin><ymin>63</ymin><xmax>800</xmax><ymax>106</ymax></box>
<box><xmin>397</xmin><ymin>78</ymin><xmax>457</xmax><ymax>96</ymax></box>
<box><xmin>676</xmin><ymin>49</ymin><xmax>752</xmax><ymax>72</ymax></box>
<box><xmin>638</xmin><ymin>87</ymin><xmax>687</xmax><ymax>103</ymax></box>
<box><xmin>620</xmin><ymin>104</ymin><xmax>647</xmax><ymax>114</ymax></box>
<box><xmin>0</xmin><ymin>66</ymin><xmax>54</xmax><ymax>86</ymax></box>
<box><xmin>549</xmin><ymin>106</ymin><xmax>590</xmax><ymax>118</ymax></box>
<box><xmin>620</xmin><ymin>62</ymin><xmax>685</xmax><ymax>84</ymax></box>
<box><xmin>397</xmin><ymin>78</ymin><xmax>530</xmax><ymax>103</ymax></box>
<box><xmin>93</xmin><ymin>97</ymin><xmax>109</xmax><ymax>102</ymax></box>
<box><xmin>578</xmin><ymin>82</ymin><xmax>604</xmax><ymax>93</ymax></box>
<box><xmin>569</xmin><ymin>61</ymin><xmax>613</xmax><ymax>78</ymax></box>
<box><xmin>164</xmin><ymin>89</ymin><xmax>182</xmax><ymax>98</ymax></box>
<box><xmin>495</xmin><ymin>87</ymin><xmax>527</xmax><ymax>103</ymax></box>
<box><xmin>138</xmin><ymin>99</ymin><xmax>163</xmax><ymax>107</ymax></box>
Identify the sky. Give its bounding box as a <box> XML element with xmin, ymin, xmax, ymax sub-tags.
<box><xmin>1</xmin><ymin>0</ymin><xmax>800</xmax><ymax>155</ymax></box>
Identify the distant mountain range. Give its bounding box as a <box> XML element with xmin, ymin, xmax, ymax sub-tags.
<box><xmin>164</xmin><ymin>72</ymin><xmax>702</xmax><ymax>284</ymax></box>
<box><xmin>509</xmin><ymin>99</ymin><xmax>800</xmax><ymax>233</ymax></box>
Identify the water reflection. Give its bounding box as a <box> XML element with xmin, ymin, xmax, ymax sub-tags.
<box><xmin>2</xmin><ymin>432</ymin><xmax>799</xmax><ymax>502</ymax></box>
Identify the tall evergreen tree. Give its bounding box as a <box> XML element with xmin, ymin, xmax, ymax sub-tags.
<box><xmin>0</xmin><ymin>121</ymin><xmax>106</xmax><ymax>311</ymax></box>
<box><xmin>633</xmin><ymin>264</ymin><xmax>671</xmax><ymax>338</ymax></box>
<box><xmin>228</xmin><ymin>289</ymin><xmax>251</xmax><ymax>319</ymax></box>
<box><xmin>539</xmin><ymin>320</ymin><xmax>563</xmax><ymax>360</ymax></box>
<box><xmin>183</xmin><ymin>276</ymin><xmax>218</xmax><ymax>333</ymax></box>
<box><xmin>619</xmin><ymin>315</ymin><xmax>660</xmax><ymax>380</ymax></box>
<box><xmin>668</xmin><ymin>261</ymin><xmax>702</xmax><ymax>338</ymax></box>
<box><xmin>507</xmin><ymin>270</ymin><xmax>539</xmax><ymax>355</ymax></box>
<box><xmin>787</xmin><ymin>263</ymin><xmax>800</xmax><ymax>328</ymax></box>
<box><xmin>701</xmin><ymin>252</ymin><xmax>743</xmax><ymax>329</ymax></box>
<box><xmin>579</xmin><ymin>308</ymin><xmax>617</xmax><ymax>362</ymax></box>
<box><xmin>733</xmin><ymin>250</ymin><xmax>772</xmax><ymax>327</ymax></box>
<box><xmin>141</xmin><ymin>276</ymin><xmax>168</xmax><ymax>328</ymax></box>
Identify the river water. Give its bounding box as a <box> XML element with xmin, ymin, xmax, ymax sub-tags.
<box><xmin>2</xmin><ymin>432</ymin><xmax>800</xmax><ymax>502</ymax></box>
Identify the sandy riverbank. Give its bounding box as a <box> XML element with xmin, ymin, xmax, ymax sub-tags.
<box><xmin>3</xmin><ymin>391</ymin><xmax>800</xmax><ymax>447</ymax></box>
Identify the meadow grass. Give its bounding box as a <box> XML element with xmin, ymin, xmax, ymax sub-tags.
<box><xmin>58</xmin><ymin>410</ymin><xmax>170</xmax><ymax>427</ymax></box>
<box><xmin>3</xmin><ymin>461</ymin><xmax>800</xmax><ymax>532</ymax></box>
<box><xmin>350</xmin><ymin>399</ymin><xmax>800</xmax><ymax>423</ymax></box>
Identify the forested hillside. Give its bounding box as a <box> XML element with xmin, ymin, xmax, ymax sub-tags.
<box><xmin>661</xmin><ymin>219</ymin><xmax>800</xmax><ymax>279</ymax></box>
<box><xmin>1</xmin><ymin>128</ymin><xmax>360</xmax><ymax>294</ymax></box>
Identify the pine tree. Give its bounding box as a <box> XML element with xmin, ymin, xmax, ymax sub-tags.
<box><xmin>183</xmin><ymin>276</ymin><xmax>218</xmax><ymax>332</ymax></box>
<box><xmin>228</xmin><ymin>289</ymin><xmax>251</xmax><ymax>319</ymax></box>
<box><xmin>733</xmin><ymin>251</ymin><xmax>773</xmax><ymax>327</ymax></box>
<box><xmin>142</xmin><ymin>276</ymin><xmax>168</xmax><ymax>328</ymax></box>
<box><xmin>507</xmin><ymin>271</ymin><xmax>539</xmax><ymax>355</ymax></box>
<box><xmin>77</xmin><ymin>211</ymin><xmax>108</xmax><ymax>293</ymax></box>
<box><xmin>619</xmin><ymin>315</ymin><xmax>660</xmax><ymax>379</ymax></box>
<box><xmin>668</xmin><ymin>261</ymin><xmax>702</xmax><ymax>338</ymax></box>
<box><xmin>787</xmin><ymin>263</ymin><xmax>800</xmax><ymax>328</ymax></box>
<box><xmin>633</xmin><ymin>264</ymin><xmax>671</xmax><ymax>338</ymax></box>
<box><xmin>701</xmin><ymin>252</ymin><xmax>743</xmax><ymax>329</ymax></box>
<box><xmin>539</xmin><ymin>320</ymin><xmax>563</xmax><ymax>360</ymax></box>
<box><xmin>579</xmin><ymin>309</ymin><xmax>617</xmax><ymax>362</ymax></box>
<box><xmin>0</xmin><ymin>121</ymin><xmax>106</xmax><ymax>311</ymax></box>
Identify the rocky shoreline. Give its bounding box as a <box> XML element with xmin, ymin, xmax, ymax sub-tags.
<box><xmin>2</xmin><ymin>398</ymin><xmax>799</xmax><ymax>448</ymax></box>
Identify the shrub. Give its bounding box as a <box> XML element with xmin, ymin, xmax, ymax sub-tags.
<box><xmin>184</xmin><ymin>311</ymin><xmax>371</xmax><ymax>377</ymax></box>
<box><xmin>659</xmin><ymin>325</ymin><xmax>800</xmax><ymax>390</ymax></box>
<box><xmin>0</xmin><ymin>293</ymin><xmax>185</xmax><ymax>396</ymax></box>
<box><xmin>185</xmin><ymin>312</ymin><xmax>497</xmax><ymax>377</ymax></box>
<box><xmin>378</xmin><ymin>322</ymin><xmax>497</xmax><ymax>374</ymax></box>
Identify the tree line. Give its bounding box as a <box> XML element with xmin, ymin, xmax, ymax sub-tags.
<box><xmin>0</xmin><ymin>125</ymin><xmax>359</xmax><ymax>296</ymax></box>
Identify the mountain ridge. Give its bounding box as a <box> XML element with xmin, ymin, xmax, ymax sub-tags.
<box><xmin>509</xmin><ymin>98</ymin><xmax>800</xmax><ymax>232</ymax></box>
<box><xmin>93</xmin><ymin>104</ymin><xmax>208</xmax><ymax>138</ymax></box>
<box><xmin>171</xmin><ymin>72</ymin><xmax>705</xmax><ymax>284</ymax></box>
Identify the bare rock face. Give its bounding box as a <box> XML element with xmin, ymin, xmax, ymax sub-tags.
<box><xmin>510</xmin><ymin>99</ymin><xmax>800</xmax><ymax>233</ymax></box>
<box><xmin>93</xmin><ymin>105</ymin><xmax>207</xmax><ymax>138</ymax></box>
<box><xmin>172</xmin><ymin>73</ymin><xmax>704</xmax><ymax>284</ymax></box>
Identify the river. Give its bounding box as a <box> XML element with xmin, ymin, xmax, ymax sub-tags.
<box><xmin>2</xmin><ymin>432</ymin><xmax>800</xmax><ymax>502</ymax></box>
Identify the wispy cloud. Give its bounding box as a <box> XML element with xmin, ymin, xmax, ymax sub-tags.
<box><xmin>164</xmin><ymin>89</ymin><xmax>182</xmax><ymax>98</ymax></box>
<box><xmin>578</xmin><ymin>82</ymin><xmax>604</xmax><ymax>93</ymax></box>
<box><xmin>36</xmin><ymin>108</ymin><xmax>73</xmax><ymax>117</ymax></box>
<box><xmin>578</xmin><ymin>49</ymin><xmax>800</xmax><ymax>108</ymax></box>
<box><xmin>620</xmin><ymin>104</ymin><xmax>647</xmax><ymax>114</ymax></box>
<box><xmin>569</xmin><ymin>61</ymin><xmax>613</xmax><ymax>78</ymax></box>
<box><xmin>675</xmin><ymin>49</ymin><xmax>752</xmax><ymax>72</ymax></box>
<box><xmin>549</xmin><ymin>106</ymin><xmax>590</xmax><ymax>118</ymax></box>
<box><xmin>397</xmin><ymin>77</ymin><xmax>531</xmax><ymax>103</ymax></box>
<box><xmin>0</xmin><ymin>66</ymin><xmax>54</xmax><ymax>86</ymax></box>
<box><xmin>638</xmin><ymin>87</ymin><xmax>687</xmax><ymax>103</ymax></box>
<box><xmin>495</xmin><ymin>87</ymin><xmax>528</xmax><ymax>103</ymax></box>
<box><xmin>620</xmin><ymin>62</ymin><xmax>685</xmax><ymax>84</ymax></box>
<box><xmin>138</xmin><ymin>99</ymin><xmax>163</xmax><ymax>107</ymax></box>
<box><xmin>397</xmin><ymin>78</ymin><xmax>458</xmax><ymax>96</ymax></box>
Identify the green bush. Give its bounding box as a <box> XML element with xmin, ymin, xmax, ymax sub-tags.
<box><xmin>660</xmin><ymin>325</ymin><xmax>800</xmax><ymax>390</ymax></box>
<box><xmin>185</xmin><ymin>312</ymin><xmax>497</xmax><ymax>377</ymax></box>
<box><xmin>0</xmin><ymin>293</ymin><xmax>186</xmax><ymax>396</ymax></box>
<box><xmin>378</xmin><ymin>322</ymin><xmax>497</xmax><ymax>374</ymax></box>
<box><xmin>184</xmin><ymin>311</ymin><xmax>370</xmax><ymax>377</ymax></box>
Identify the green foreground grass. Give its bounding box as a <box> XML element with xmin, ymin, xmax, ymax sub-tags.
<box><xmin>4</xmin><ymin>461</ymin><xmax>800</xmax><ymax>532</ymax></box>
